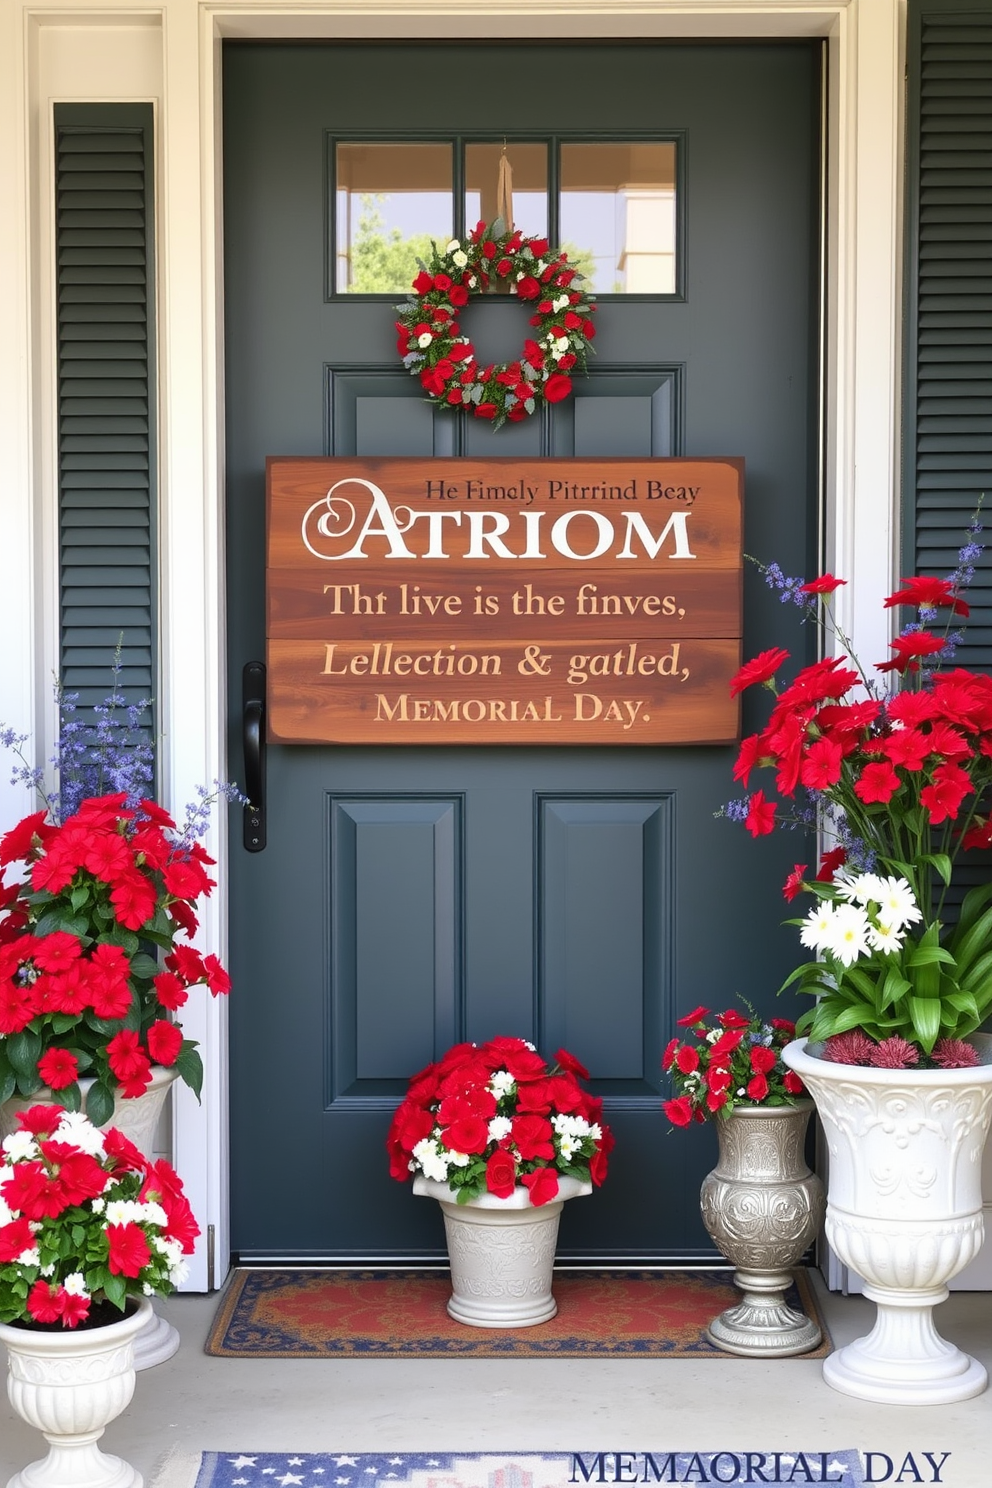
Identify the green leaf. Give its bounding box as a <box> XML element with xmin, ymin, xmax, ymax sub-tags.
<box><xmin>904</xmin><ymin>942</ymin><xmax>955</xmax><ymax>968</ymax></box>
<box><xmin>908</xmin><ymin>996</ymin><xmax>941</xmax><ymax>1051</ymax></box>
<box><xmin>6</xmin><ymin>1029</ymin><xmax>42</xmax><ymax>1076</ymax></box>
<box><xmin>806</xmin><ymin>1002</ymin><xmax>871</xmax><ymax>1042</ymax></box>
<box><xmin>954</xmin><ymin>880</ymin><xmax>992</xmax><ymax>941</ymax></box>
<box><xmin>102</xmin><ymin>1273</ymin><xmax>127</xmax><ymax>1310</ymax></box>
<box><xmin>0</xmin><ymin>1064</ymin><xmax>15</xmax><ymax>1105</ymax></box>
<box><xmin>49</xmin><ymin>1013</ymin><xmax>81</xmax><ymax>1036</ymax></box>
<box><xmin>174</xmin><ymin>1044</ymin><xmax>203</xmax><ymax>1100</ymax></box>
<box><xmin>879</xmin><ymin>969</ymin><xmax>911</xmax><ymax>1010</ymax></box>
<box><xmin>34</xmin><ymin>908</ymin><xmax>90</xmax><ymax>940</ymax></box>
<box><xmin>950</xmin><ymin>905</ymin><xmax>992</xmax><ymax>980</ymax></box>
<box><xmin>70</xmin><ymin>885</ymin><xmax>91</xmax><ymax>912</ymax></box>
<box><xmin>920</xmin><ymin>852</ymin><xmax>953</xmax><ymax>888</ymax></box>
<box><xmin>962</xmin><ymin>949</ymin><xmax>992</xmax><ymax>994</ymax></box>
<box><xmin>85</xmin><ymin>1080</ymin><xmax>116</xmax><ymax>1128</ymax></box>
<box><xmin>129</xmin><ymin>953</ymin><xmax>160</xmax><ymax>980</ymax></box>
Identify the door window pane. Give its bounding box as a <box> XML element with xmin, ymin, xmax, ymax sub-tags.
<box><xmin>335</xmin><ymin>143</ymin><xmax>452</xmax><ymax>294</ymax></box>
<box><xmin>560</xmin><ymin>142</ymin><xmax>677</xmax><ymax>294</ymax></box>
<box><xmin>465</xmin><ymin>142</ymin><xmax>548</xmax><ymax>240</ymax></box>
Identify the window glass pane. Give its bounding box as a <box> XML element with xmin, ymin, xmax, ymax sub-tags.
<box><xmin>560</xmin><ymin>143</ymin><xmax>677</xmax><ymax>294</ymax></box>
<box><xmin>335</xmin><ymin>143</ymin><xmax>452</xmax><ymax>294</ymax></box>
<box><xmin>465</xmin><ymin>143</ymin><xmax>548</xmax><ymax>240</ymax></box>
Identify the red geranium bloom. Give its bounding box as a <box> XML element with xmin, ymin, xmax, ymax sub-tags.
<box><xmin>83</xmin><ymin>832</ymin><xmax>134</xmax><ymax>884</ymax></box>
<box><xmin>0</xmin><ymin>1215</ymin><xmax>36</xmax><ymax>1263</ymax></box>
<box><xmin>510</xmin><ymin>1114</ymin><xmax>555</xmax><ymax>1161</ymax></box>
<box><xmin>502</xmin><ymin>1045</ymin><xmax>549</xmax><ymax>1082</ymax></box>
<box><xmin>746</xmin><ymin>1073</ymin><xmax>769</xmax><ymax>1101</ymax></box>
<box><xmin>745</xmin><ymin>789</ymin><xmax>776</xmax><ymax>837</ymax></box>
<box><xmin>442</xmin><ymin>1115</ymin><xmax>490</xmax><ymax>1155</ymax></box>
<box><xmin>514</xmin><ymin>1079</ymin><xmax>553</xmax><ymax>1114</ymax></box>
<box><xmin>854</xmin><ymin>761</ymin><xmax>902</xmax><ymax>804</ymax></box>
<box><xmin>60</xmin><ymin>1291</ymin><xmax>91</xmax><ymax>1328</ymax></box>
<box><xmin>14</xmin><ymin>1105</ymin><xmax>63</xmax><ymax>1137</ymax></box>
<box><xmin>109</xmin><ymin>870</ymin><xmax>157</xmax><ymax>931</ymax></box>
<box><xmin>153</xmin><ymin>970</ymin><xmax>188</xmax><ymax>1011</ymax></box>
<box><xmin>876</xmin><ymin>630</ymin><xmax>946</xmax><ymax>673</ymax></box>
<box><xmin>520</xmin><ymin>1166</ymin><xmax>559</xmax><ymax>1206</ymax></box>
<box><xmin>677</xmin><ymin>1005</ymin><xmax>709</xmax><ymax>1027</ymax></box>
<box><xmin>730</xmin><ymin>647</ymin><xmax>790</xmax><ymax>699</ymax></box>
<box><xmin>0</xmin><ymin>809</ymin><xmax>53</xmax><ymax>865</ymax></box>
<box><xmin>103</xmin><ymin>1127</ymin><xmax>147</xmax><ymax>1174</ymax></box>
<box><xmin>675</xmin><ymin>1045</ymin><xmax>699</xmax><ymax>1074</ymax></box>
<box><xmin>26</xmin><ymin>1280</ymin><xmax>65</xmax><ymax>1324</ymax></box>
<box><xmin>719</xmin><ymin>1010</ymin><xmax>751</xmax><ymax>1030</ymax></box>
<box><xmin>486</xmin><ymin>1149</ymin><xmax>517</xmax><ymax>1198</ymax></box>
<box><xmin>554</xmin><ymin>1047</ymin><xmax>590</xmax><ymax>1081</ymax></box>
<box><xmin>31</xmin><ymin>930</ymin><xmax>82</xmax><ymax>974</ymax></box>
<box><xmin>774</xmin><ymin>657</ymin><xmax>859</xmax><ymax>710</ymax></box>
<box><xmin>107</xmin><ymin>1029</ymin><xmax>152</xmax><ymax>1095</ymax></box>
<box><xmin>799</xmin><ymin>574</ymin><xmax>846</xmax><ymax>595</ymax></box>
<box><xmin>106</xmin><ymin>1221</ymin><xmax>151</xmax><ymax>1278</ymax></box>
<box><xmin>920</xmin><ymin>761</ymin><xmax>974</xmax><ymax>824</ymax></box>
<box><xmin>202</xmin><ymin>954</ymin><xmax>231</xmax><ymax>996</ymax></box>
<box><xmin>167</xmin><ymin>945</ymin><xmax>205</xmax><ymax>984</ymax></box>
<box><xmin>884</xmin><ymin>576</ymin><xmax>969</xmax><ymax>617</ymax></box>
<box><xmin>37</xmin><ymin>1048</ymin><xmax>79</xmax><ymax>1090</ymax></box>
<box><xmin>783</xmin><ymin>864</ymin><xmax>807</xmax><ymax>902</ymax></box>
<box><xmin>543</xmin><ymin>374</ymin><xmax>573</xmax><ymax>404</ymax></box>
<box><xmin>800</xmin><ymin>738</ymin><xmax>843</xmax><ymax>790</ymax></box>
<box><xmin>816</xmin><ymin>846</ymin><xmax>847</xmax><ymax>881</ymax></box>
<box><xmin>38</xmin><ymin>1142</ymin><xmax>108</xmax><ymax>1208</ymax></box>
<box><xmin>663</xmin><ymin>1095</ymin><xmax>694</xmax><ymax>1127</ymax></box>
<box><xmin>750</xmin><ymin>1045</ymin><xmax>777</xmax><ymax>1075</ymax></box>
<box><xmin>147</xmin><ymin>1020</ymin><xmax>183</xmax><ymax>1067</ymax></box>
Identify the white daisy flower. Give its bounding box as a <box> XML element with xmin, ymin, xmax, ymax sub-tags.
<box><xmin>488</xmin><ymin>1116</ymin><xmax>512</xmax><ymax>1142</ymax></box>
<box><xmin>63</xmin><ymin>1272</ymin><xmax>89</xmax><ymax>1297</ymax></box>
<box><xmin>824</xmin><ymin>903</ymin><xmax>871</xmax><ymax>966</ymax></box>
<box><xmin>868</xmin><ymin>920</ymin><xmax>905</xmax><ymax>955</ymax></box>
<box><xmin>800</xmin><ymin>901</ymin><xmax>835</xmax><ymax>951</ymax></box>
<box><xmin>848</xmin><ymin>873</ymin><xmax>888</xmax><ymax>907</ymax></box>
<box><xmin>874</xmin><ymin>877</ymin><xmax>922</xmax><ymax>932</ymax></box>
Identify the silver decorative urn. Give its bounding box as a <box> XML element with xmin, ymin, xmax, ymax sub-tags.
<box><xmin>699</xmin><ymin>1101</ymin><xmax>825</xmax><ymax>1356</ymax></box>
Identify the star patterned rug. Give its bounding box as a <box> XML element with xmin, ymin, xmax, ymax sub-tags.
<box><xmin>152</xmin><ymin>1449</ymin><xmax>867</xmax><ymax>1488</ymax></box>
<box><xmin>204</xmin><ymin>1268</ymin><xmax>830</xmax><ymax>1359</ymax></box>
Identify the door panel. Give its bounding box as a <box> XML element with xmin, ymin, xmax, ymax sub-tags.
<box><xmin>224</xmin><ymin>40</ymin><xmax>820</xmax><ymax>1261</ymax></box>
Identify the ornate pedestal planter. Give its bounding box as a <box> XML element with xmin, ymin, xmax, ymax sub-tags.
<box><xmin>699</xmin><ymin>1102</ymin><xmax>824</xmax><ymax>1356</ymax></box>
<box><xmin>413</xmin><ymin>1174</ymin><xmax>591</xmax><ymax>1326</ymax></box>
<box><xmin>1</xmin><ymin>1067</ymin><xmax>179</xmax><ymax>1372</ymax></box>
<box><xmin>0</xmin><ymin>1297</ymin><xmax>151</xmax><ymax>1488</ymax></box>
<box><xmin>783</xmin><ymin>1036</ymin><xmax>992</xmax><ymax>1404</ymax></box>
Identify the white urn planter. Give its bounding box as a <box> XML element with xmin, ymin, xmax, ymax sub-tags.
<box><xmin>0</xmin><ymin>1296</ymin><xmax>151</xmax><ymax>1488</ymax></box>
<box><xmin>783</xmin><ymin>1036</ymin><xmax>992</xmax><ymax>1404</ymax></box>
<box><xmin>413</xmin><ymin>1173</ymin><xmax>591</xmax><ymax>1326</ymax></box>
<box><xmin>1</xmin><ymin>1066</ymin><xmax>180</xmax><ymax>1371</ymax></box>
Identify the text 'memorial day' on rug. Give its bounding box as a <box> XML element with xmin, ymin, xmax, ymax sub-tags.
<box><xmin>205</xmin><ymin>1269</ymin><xmax>830</xmax><ymax>1359</ymax></box>
<box><xmin>168</xmin><ymin>1451</ymin><xmax>869</xmax><ymax>1488</ymax></box>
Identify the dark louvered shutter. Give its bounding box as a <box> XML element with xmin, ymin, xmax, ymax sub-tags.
<box><xmin>906</xmin><ymin>3</ymin><xmax>992</xmax><ymax>906</ymax></box>
<box><xmin>55</xmin><ymin>105</ymin><xmax>155</xmax><ymax>759</ymax></box>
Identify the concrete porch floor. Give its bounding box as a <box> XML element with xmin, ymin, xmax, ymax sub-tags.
<box><xmin>1</xmin><ymin>1270</ymin><xmax>990</xmax><ymax>1487</ymax></box>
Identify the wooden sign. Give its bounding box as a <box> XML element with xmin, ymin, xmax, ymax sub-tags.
<box><xmin>266</xmin><ymin>457</ymin><xmax>743</xmax><ymax>745</ymax></box>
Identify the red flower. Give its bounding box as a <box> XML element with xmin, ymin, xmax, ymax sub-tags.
<box><xmin>1</xmin><ymin>1161</ymin><xmax>55</xmax><ymax>1219</ymax></box>
<box><xmin>543</xmin><ymin>374</ymin><xmax>573</xmax><ymax>404</ymax></box>
<box><xmin>203</xmin><ymin>954</ymin><xmax>231</xmax><ymax>996</ymax></box>
<box><xmin>107</xmin><ymin>1029</ymin><xmax>152</xmax><ymax>1095</ymax></box>
<box><xmin>26</xmin><ymin>1280</ymin><xmax>64</xmax><ymax>1324</ymax></box>
<box><xmin>486</xmin><ymin>1149</ymin><xmax>517</xmax><ymax>1199</ymax></box>
<box><xmin>677</xmin><ymin>1005</ymin><xmax>709</xmax><ymax>1027</ymax></box>
<box><xmin>662</xmin><ymin>1038</ymin><xmax>679</xmax><ymax>1070</ymax></box>
<box><xmin>147</xmin><ymin>1020</ymin><xmax>183</xmax><ymax>1067</ymax></box>
<box><xmin>800</xmin><ymin>739</ymin><xmax>843</xmax><ymax>790</ymax></box>
<box><xmin>167</xmin><ymin>945</ymin><xmax>205</xmax><ymax>983</ymax></box>
<box><xmin>433</xmin><ymin>273</ymin><xmax>452</xmax><ymax>292</ymax></box>
<box><xmin>816</xmin><ymin>846</ymin><xmax>847</xmax><ymax>881</ymax></box>
<box><xmin>520</xmin><ymin>1166</ymin><xmax>559</xmax><ymax>1206</ymax></box>
<box><xmin>783</xmin><ymin>1071</ymin><xmax>805</xmax><ymax>1095</ymax></box>
<box><xmin>0</xmin><ymin>1215</ymin><xmax>36</xmax><ymax>1263</ymax></box>
<box><xmin>876</xmin><ymin>631</ymin><xmax>946</xmax><ymax>673</ymax></box>
<box><xmin>730</xmin><ymin>647</ymin><xmax>790</xmax><ymax>698</ymax></box>
<box><xmin>663</xmin><ymin>1096</ymin><xmax>694</xmax><ymax>1127</ymax></box>
<box><xmin>449</xmin><ymin>284</ymin><xmax>469</xmax><ymax>307</ymax></box>
<box><xmin>882</xmin><ymin>728</ymin><xmax>931</xmax><ymax>771</ymax></box>
<box><xmin>798</xmin><ymin>574</ymin><xmax>846</xmax><ymax>595</ymax></box>
<box><xmin>412</xmin><ymin>271</ymin><xmax>433</xmax><ymax>294</ymax></box>
<box><xmin>502</xmin><ymin>1046</ymin><xmax>549</xmax><ymax>1082</ymax></box>
<box><xmin>854</xmin><ymin>761</ymin><xmax>902</xmax><ymax>804</ymax></box>
<box><xmin>109</xmin><ymin>871</ymin><xmax>157</xmax><ymax>931</ymax></box>
<box><xmin>60</xmin><ymin>1291</ymin><xmax>91</xmax><ymax>1328</ymax></box>
<box><xmin>884</xmin><ymin>576</ymin><xmax>969</xmax><ymax>617</ymax></box>
<box><xmin>103</xmin><ymin>1127</ymin><xmax>147</xmax><ymax>1174</ymax></box>
<box><xmin>153</xmin><ymin>971</ymin><xmax>188</xmax><ymax>1011</ymax></box>
<box><xmin>474</xmin><ymin>403</ymin><xmax>497</xmax><ymax>419</ymax></box>
<box><xmin>38</xmin><ymin>1142</ymin><xmax>107</xmax><ymax>1208</ymax></box>
<box><xmin>750</xmin><ymin>1045</ymin><xmax>777</xmax><ymax>1075</ymax></box>
<box><xmin>706</xmin><ymin>1066</ymin><xmax>732</xmax><ymax>1095</ymax></box>
<box><xmin>783</xmin><ymin>864</ymin><xmax>807</xmax><ymax>902</ymax></box>
<box><xmin>516</xmin><ymin>275</ymin><xmax>540</xmax><ymax>300</ymax></box>
<box><xmin>511</xmin><ymin>1113</ymin><xmax>555</xmax><ymax>1161</ymax></box>
<box><xmin>528</xmin><ymin>237</ymin><xmax>549</xmax><ymax>257</ymax></box>
<box><xmin>31</xmin><ymin>931</ymin><xmax>82</xmax><ymax>974</ymax></box>
<box><xmin>13</xmin><ymin>1105</ymin><xmax>63</xmax><ymax>1137</ymax></box>
<box><xmin>37</xmin><ymin>1048</ymin><xmax>79</xmax><ymax>1090</ymax></box>
<box><xmin>83</xmin><ymin>832</ymin><xmax>134</xmax><ymax>884</ymax></box>
<box><xmin>746</xmin><ymin>1073</ymin><xmax>769</xmax><ymax>1101</ymax></box>
<box><xmin>920</xmin><ymin>761</ymin><xmax>974</xmax><ymax>824</ymax></box>
<box><xmin>106</xmin><ymin>1221</ymin><xmax>151</xmax><ymax>1278</ymax></box>
<box><xmin>513</xmin><ymin>1079</ymin><xmax>553</xmax><ymax>1114</ymax></box>
<box><xmin>675</xmin><ymin>1045</ymin><xmax>699</xmax><ymax>1074</ymax></box>
<box><xmin>163</xmin><ymin>857</ymin><xmax>214</xmax><ymax>901</ymax></box>
<box><xmin>745</xmin><ymin>789</ymin><xmax>776</xmax><ymax>837</ymax></box>
<box><xmin>0</xmin><ymin>810</ymin><xmax>53</xmax><ymax>865</ymax></box>
<box><xmin>554</xmin><ymin>1047</ymin><xmax>590</xmax><ymax>1081</ymax></box>
<box><xmin>442</xmin><ymin>1115</ymin><xmax>489</xmax><ymax>1155</ymax></box>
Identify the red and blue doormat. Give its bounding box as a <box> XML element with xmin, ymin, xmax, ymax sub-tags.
<box><xmin>205</xmin><ymin>1269</ymin><xmax>830</xmax><ymax>1359</ymax></box>
<box><xmin>163</xmin><ymin>1451</ymin><xmax>870</xmax><ymax>1488</ymax></box>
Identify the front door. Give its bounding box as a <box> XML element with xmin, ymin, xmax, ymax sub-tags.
<box><xmin>223</xmin><ymin>40</ymin><xmax>820</xmax><ymax>1261</ymax></box>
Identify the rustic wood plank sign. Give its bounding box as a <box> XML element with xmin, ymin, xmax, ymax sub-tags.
<box><xmin>266</xmin><ymin>457</ymin><xmax>743</xmax><ymax>745</ymax></box>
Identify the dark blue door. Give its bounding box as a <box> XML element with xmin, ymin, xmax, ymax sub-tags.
<box><xmin>223</xmin><ymin>41</ymin><xmax>820</xmax><ymax>1261</ymax></box>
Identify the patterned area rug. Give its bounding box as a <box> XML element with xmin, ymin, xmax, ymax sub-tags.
<box><xmin>205</xmin><ymin>1268</ymin><xmax>830</xmax><ymax>1359</ymax></box>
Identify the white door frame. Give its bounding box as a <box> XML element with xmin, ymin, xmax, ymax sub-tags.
<box><xmin>0</xmin><ymin>0</ymin><xmax>914</xmax><ymax>1290</ymax></box>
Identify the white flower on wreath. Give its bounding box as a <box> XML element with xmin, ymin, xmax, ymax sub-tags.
<box><xmin>417</xmin><ymin>332</ymin><xmax>433</xmax><ymax>349</ymax></box>
<box><xmin>452</xmin><ymin>250</ymin><xmax>468</xmax><ymax>269</ymax></box>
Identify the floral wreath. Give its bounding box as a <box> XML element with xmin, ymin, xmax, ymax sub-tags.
<box><xmin>395</xmin><ymin>221</ymin><xmax>596</xmax><ymax>429</ymax></box>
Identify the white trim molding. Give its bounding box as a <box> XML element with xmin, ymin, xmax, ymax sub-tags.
<box><xmin>1</xmin><ymin>0</ymin><xmax>929</xmax><ymax>1289</ymax></box>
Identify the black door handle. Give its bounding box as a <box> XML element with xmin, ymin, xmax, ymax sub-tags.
<box><xmin>242</xmin><ymin>661</ymin><xmax>266</xmax><ymax>852</ymax></box>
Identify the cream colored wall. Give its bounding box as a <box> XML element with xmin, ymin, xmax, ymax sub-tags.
<box><xmin>4</xmin><ymin>0</ymin><xmax>968</xmax><ymax>1292</ymax></box>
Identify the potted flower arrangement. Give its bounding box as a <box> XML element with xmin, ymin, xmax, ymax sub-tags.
<box><xmin>0</xmin><ymin>660</ymin><xmax>239</xmax><ymax>1367</ymax></box>
<box><xmin>662</xmin><ymin>1005</ymin><xmax>824</xmax><ymax>1356</ymax></box>
<box><xmin>724</xmin><ymin>525</ymin><xmax>992</xmax><ymax>1402</ymax></box>
<box><xmin>0</xmin><ymin>1102</ymin><xmax>198</xmax><ymax>1488</ymax></box>
<box><xmin>387</xmin><ymin>1036</ymin><xmax>613</xmax><ymax>1326</ymax></box>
